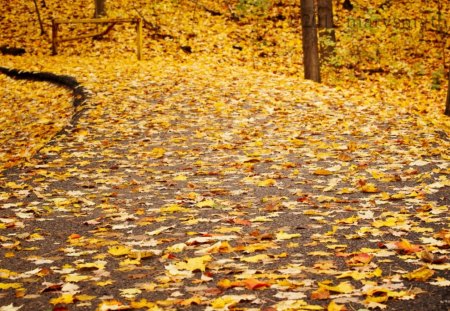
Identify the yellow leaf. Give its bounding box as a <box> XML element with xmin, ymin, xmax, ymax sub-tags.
<box><xmin>403</xmin><ymin>266</ymin><xmax>435</xmax><ymax>281</ymax></box>
<box><xmin>108</xmin><ymin>245</ymin><xmax>131</xmax><ymax>257</ymax></box>
<box><xmin>276</xmin><ymin>231</ymin><xmax>301</xmax><ymax>241</ymax></box>
<box><xmin>176</xmin><ymin>255</ymin><xmax>212</xmax><ymax>272</ymax></box>
<box><xmin>372</xmin><ymin>267</ymin><xmax>383</xmax><ymax>277</ymax></box>
<box><xmin>257</xmin><ymin>179</ymin><xmax>277</xmax><ymax>187</ymax></box>
<box><xmin>50</xmin><ymin>294</ymin><xmax>74</xmax><ymax>305</ymax></box>
<box><xmin>240</xmin><ymin>254</ymin><xmax>270</xmax><ymax>263</ymax></box>
<box><xmin>360</xmin><ymin>183</ymin><xmax>379</xmax><ymax>193</ymax></box>
<box><xmin>149</xmin><ymin>147</ymin><xmax>165</xmax><ymax>159</ymax></box>
<box><xmin>160</xmin><ymin>204</ymin><xmax>189</xmax><ymax>213</ymax></box>
<box><xmin>128</xmin><ymin>250</ymin><xmax>155</xmax><ymax>259</ymax></box>
<box><xmin>64</xmin><ymin>274</ymin><xmax>91</xmax><ymax>282</ymax></box>
<box><xmin>179</xmin><ymin>296</ymin><xmax>203</xmax><ymax>306</ymax></box>
<box><xmin>336</xmin><ymin>215</ymin><xmax>359</xmax><ymax>224</ymax></box>
<box><xmin>75</xmin><ymin>294</ymin><xmax>96</xmax><ymax>301</ymax></box>
<box><xmin>251</xmin><ymin>216</ymin><xmax>273</xmax><ymax>222</ymax></box>
<box><xmin>0</xmin><ymin>283</ymin><xmax>22</xmax><ymax>290</ymax></box>
<box><xmin>328</xmin><ymin>300</ymin><xmax>346</xmax><ymax>311</ymax></box>
<box><xmin>196</xmin><ymin>199</ymin><xmax>216</xmax><ymax>208</ymax></box>
<box><xmin>211</xmin><ymin>296</ymin><xmax>237</xmax><ymax>308</ymax></box>
<box><xmin>119</xmin><ymin>258</ymin><xmax>141</xmax><ymax>266</ymax></box>
<box><xmin>319</xmin><ymin>281</ymin><xmax>354</xmax><ymax>294</ymax></box>
<box><xmin>336</xmin><ymin>270</ymin><xmax>367</xmax><ymax>280</ymax></box>
<box><xmin>76</xmin><ymin>261</ymin><xmax>106</xmax><ymax>270</ymax></box>
<box><xmin>314</xmin><ymin>169</ymin><xmax>333</xmax><ymax>175</ymax></box>
<box><xmin>166</xmin><ymin>243</ymin><xmax>187</xmax><ymax>253</ymax></box>
<box><xmin>96</xmin><ymin>280</ymin><xmax>114</xmax><ymax>287</ymax></box>
<box><xmin>120</xmin><ymin>288</ymin><xmax>142</xmax><ymax>299</ymax></box>
<box><xmin>173</xmin><ymin>175</ymin><xmax>188</xmax><ymax>181</ymax></box>
<box><xmin>131</xmin><ymin>299</ymin><xmax>158</xmax><ymax>309</ymax></box>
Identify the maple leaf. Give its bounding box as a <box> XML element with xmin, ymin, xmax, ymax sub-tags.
<box><xmin>176</xmin><ymin>255</ymin><xmax>212</xmax><ymax>272</ymax></box>
<box><xmin>107</xmin><ymin>245</ymin><xmax>132</xmax><ymax>257</ymax></box>
<box><xmin>311</xmin><ymin>287</ymin><xmax>330</xmax><ymax>300</ymax></box>
<box><xmin>345</xmin><ymin>253</ymin><xmax>374</xmax><ymax>266</ymax></box>
<box><xmin>241</xmin><ymin>254</ymin><xmax>270</xmax><ymax>263</ymax></box>
<box><xmin>327</xmin><ymin>301</ymin><xmax>347</xmax><ymax>311</ymax></box>
<box><xmin>395</xmin><ymin>239</ymin><xmax>422</xmax><ymax>254</ymax></box>
<box><xmin>313</xmin><ymin>169</ymin><xmax>333</xmax><ymax>175</ymax></box>
<box><xmin>149</xmin><ymin>147</ymin><xmax>165</xmax><ymax>158</ymax></box>
<box><xmin>49</xmin><ymin>294</ymin><xmax>74</xmax><ymax>305</ymax></box>
<box><xmin>96</xmin><ymin>300</ymin><xmax>131</xmax><ymax>311</ymax></box>
<box><xmin>257</xmin><ymin>178</ymin><xmax>277</xmax><ymax>187</ymax></box>
<box><xmin>318</xmin><ymin>281</ymin><xmax>354</xmax><ymax>294</ymax></box>
<box><xmin>0</xmin><ymin>304</ymin><xmax>23</xmax><ymax>311</ymax></box>
<box><xmin>0</xmin><ymin>283</ymin><xmax>22</xmax><ymax>290</ymax></box>
<box><xmin>276</xmin><ymin>231</ymin><xmax>301</xmax><ymax>241</ymax></box>
<box><xmin>430</xmin><ymin>277</ymin><xmax>450</xmax><ymax>287</ymax></box>
<box><xmin>403</xmin><ymin>266</ymin><xmax>435</xmax><ymax>281</ymax></box>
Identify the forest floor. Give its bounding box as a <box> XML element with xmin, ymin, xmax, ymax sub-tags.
<box><xmin>0</xmin><ymin>0</ymin><xmax>450</xmax><ymax>310</ymax></box>
<box><xmin>0</xmin><ymin>54</ymin><xmax>449</xmax><ymax>311</ymax></box>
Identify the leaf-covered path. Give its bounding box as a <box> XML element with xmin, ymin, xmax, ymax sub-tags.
<box><xmin>0</xmin><ymin>57</ymin><xmax>449</xmax><ymax>311</ymax></box>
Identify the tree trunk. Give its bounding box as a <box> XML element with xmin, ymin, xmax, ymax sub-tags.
<box><xmin>33</xmin><ymin>0</ymin><xmax>46</xmax><ymax>35</ymax></box>
<box><xmin>446</xmin><ymin>70</ymin><xmax>450</xmax><ymax>116</ymax></box>
<box><xmin>94</xmin><ymin>0</ymin><xmax>107</xmax><ymax>18</ymax></box>
<box><xmin>301</xmin><ymin>0</ymin><xmax>321</xmax><ymax>82</ymax></box>
<box><xmin>318</xmin><ymin>0</ymin><xmax>335</xmax><ymax>61</ymax></box>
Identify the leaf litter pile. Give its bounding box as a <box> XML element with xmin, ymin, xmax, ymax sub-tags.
<box><xmin>1</xmin><ymin>0</ymin><xmax>450</xmax><ymax>311</ymax></box>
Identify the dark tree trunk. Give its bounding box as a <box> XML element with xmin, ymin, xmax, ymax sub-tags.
<box><xmin>446</xmin><ymin>70</ymin><xmax>450</xmax><ymax>116</ymax></box>
<box><xmin>301</xmin><ymin>0</ymin><xmax>321</xmax><ymax>82</ymax></box>
<box><xmin>33</xmin><ymin>0</ymin><xmax>46</xmax><ymax>35</ymax></box>
<box><xmin>318</xmin><ymin>0</ymin><xmax>336</xmax><ymax>60</ymax></box>
<box><xmin>94</xmin><ymin>0</ymin><xmax>107</xmax><ymax>18</ymax></box>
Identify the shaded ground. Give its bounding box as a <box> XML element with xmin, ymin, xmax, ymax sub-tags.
<box><xmin>0</xmin><ymin>57</ymin><xmax>449</xmax><ymax>311</ymax></box>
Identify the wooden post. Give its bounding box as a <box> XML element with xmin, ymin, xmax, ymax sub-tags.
<box><xmin>51</xmin><ymin>19</ymin><xmax>58</xmax><ymax>55</ymax></box>
<box><xmin>136</xmin><ymin>18</ymin><xmax>143</xmax><ymax>60</ymax></box>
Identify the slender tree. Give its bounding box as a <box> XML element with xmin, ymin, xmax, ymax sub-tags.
<box><xmin>446</xmin><ymin>70</ymin><xmax>450</xmax><ymax>116</ymax></box>
<box><xmin>318</xmin><ymin>0</ymin><xmax>335</xmax><ymax>60</ymax></box>
<box><xmin>33</xmin><ymin>0</ymin><xmax>46</xmax><ymax>35</ymax></box>
<box><xmin>94</xmin><ymin>0</ymin><xmax>107</xmax><ymax>18</ymax></box>
<box><xmin>301</xmin><ymin>0</ymin><xmax>321</xmax><ymax>82</ymax></box>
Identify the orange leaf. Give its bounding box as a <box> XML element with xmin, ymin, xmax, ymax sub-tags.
<box><xmin>314</xmin><ymin>169</ymin><xmax>333</xmax><ymax>175</ymax></box>
<box><xmin>346</xmin><ymin>253</ymin><xmax>373</xmax><ymax>266</ymax></box>
<box><xmin>241</xmin><ymin>278</ymin><xmax>271</xmax><ymax>290</ymax></box>
<box><xmin>232</xmin><ymin>218</ymin><xmax>252</xmax><ymax>226</ymax></box>
<box><xmin>395</xmin><ymin>239</ymin><xmax>421</xmax><ymax>254</ymax></box>
<box><xmin>311</xmin><ymin>287</ymin><xmax>330</xmax><ymax>300</ymax></box>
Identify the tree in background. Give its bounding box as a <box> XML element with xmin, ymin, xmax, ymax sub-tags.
<box><xmin>446</xmin><ymin>70</ymin><xmax>450</xmax><ymax>116</ymax></box>
<box><xmin>95</xmin><ymin>0</ymin><xmax>107</xmax><ymax>17</ymax></box>
<box><xmin>301</xmin><ymin>0</ymin><xmax>321</xmax><ymax>82</ymax></box>
<box><xmin>317</xmin><ymin>0</ymin><xmax>335</xmax><ymax>61</ymax></box>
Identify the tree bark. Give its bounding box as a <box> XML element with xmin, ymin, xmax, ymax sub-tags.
<box><xmin>446</xmin><ymin>70</ymin><xmax>450</xmax><ymax>116</ymax></box>
<box><xmin>33</xmin><ymin>0</ymin><xmax>46</xmax><ymax>35</ymax></box>
<box><xmin>301</xmin><ymin>0</ymin><xmax>321</xmax><ymax>82</ymax></box>
<box><xmin>318</xmin><ymin>0</ymin><xmax>335</xmax><ymax>61</ymax></box>
<box><xmin>94</xmin><ymin>0</ymin><xmax>107</xmax><ymax>18</ymax></box>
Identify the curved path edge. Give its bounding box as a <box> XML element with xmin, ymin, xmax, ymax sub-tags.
<box><xmin>0</xmin><ymin>66</ymin><xmax>90</xmax><ymax>168</ymax></box>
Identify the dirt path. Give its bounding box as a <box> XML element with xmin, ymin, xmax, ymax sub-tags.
<box><xmin>0</xmin><ymin>57</ymin><xmax>449</xmax><ymax>311</ymax></box>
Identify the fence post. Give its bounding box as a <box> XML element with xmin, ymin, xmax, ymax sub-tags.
<box><xmin>51</xmin><ymin>19</ymin><xmax>58</xmax><ymax>55</ymax></box>
<box><xmin>136</xmin><ymin>18</ymin><xmax>143</xmax><ymax>60</ymax></box>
